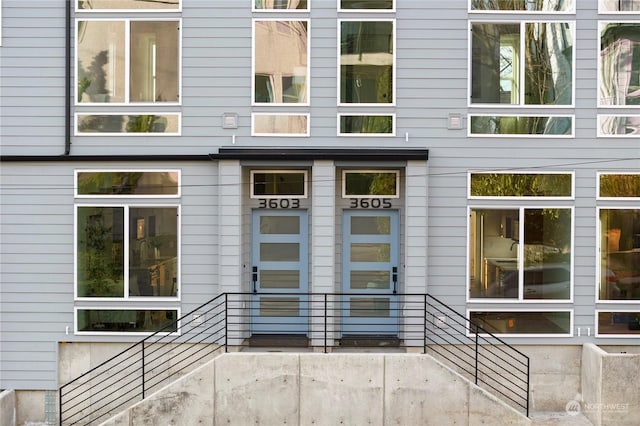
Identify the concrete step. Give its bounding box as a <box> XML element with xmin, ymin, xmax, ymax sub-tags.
<box><xmin>530</xmin><ymin>412</ymin><xmax>593</xmax><ymax>425</ymax></box>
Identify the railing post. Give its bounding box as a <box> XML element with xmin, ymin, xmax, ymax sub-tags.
<box><xmin>474</xmin><ymin>329</ymin><xmax>479</xmax><ymax>385</ymax></box>
<box><xmin>141</xmin><ymin>342</ymin><xmax>145</xmax><ymax>399</ymax></box>
<box><xmin>526</xmin><ymin>359</ymin><xmax>530</xmax><ymax>417</ymax></box>
<box><xmin>224</xmin><ymin>293</ymin><xmax>228</xmax><ymax>353</ymax></box>
<box><xmin>59</xmin><ymin>386</ymin><xmax>63</xmax><ymax>426</ymax></box>
<box><xmin>423</xmin><ymin>294</ymin><xmax>427</xmax><ymax>354</ymax></box>
<box><xmin>324</xmin><ymin>293</ymin><xmax>327</xmax><ymax>353</ymax></box>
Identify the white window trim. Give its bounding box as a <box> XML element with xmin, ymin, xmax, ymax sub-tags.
<box><xmin>467</xmin><ymin>114</ymin><xmax>575</xmax><ymax>138</ymax></box>
<box><xmin>467</xmin><ymin>20</ymin><xmax>576</xmax><ymax>108</ymax></box>
<box><xmin>251</xmin><ymin>112</ymin><xmax>310</xmax><ymax>137</ymax></box>
<box><xmin>341</xmin><ymin>169</ymin><xmax>400</xmax><ymax>199</ymax></box>
<box><xmin>252</xmin><ymin>1</ymin><xmax>310</xmax><ymax>12</ymax></box>
<box><xmin>337</xmin><ymin>0</ymin><xmax>396</xmax><ymax>13</ymax></box>
<box><xmin>597</xmin><ymin>172</ymin><xmax>640</xmax><ymax>200</ymax></box>
<box><xmin>250</xmin><ymin>169</ymin><xmax>309</xmax><ymax>199</ymax></box>
<box><xmin>74</xmin><ymin>306</ymin><xmax>181</xmax><ymax>336</ymax></box>
<box><xmin>337</xmin><ymin>113</ymin><xmax>396</xmax><ymax>137</ymax></box>
<box><xmin>337</xmin><ymin>18</ymin><xmax>397</xmax><ymax>107</ymax></box>
<box><xmin>75</xmin><ymin>0</ymin><xmax>182</xmax><ymax>13</ymax></box>
<box><xmin>252</xmin><ymin>18</ymin><xmax>311</xmax><ymax>107</ymax></box>
<box><xmin>467</xmin><ymin>171</ymin><xmax>575</xmax><ymax>200</ymax></box>
<box><xmin>74</xmin><ymin>203</ymin><xmax>181</xmax><ymax>301</ymax></box>
<box><xmin>74</xmin><ymin>169</ymin><xmax>182</xmax><ymax>198</ymax></box>
<box><xmin>595</xmin><ymin>309</ymin><xmax>640</xmax><ymax>338</ymax></box>
<box><xmin>466</xmin><ymin>205</ymin><xmax>575</xmax><ymax>304</ymax></box>
<box><xmin>74</xmin><ymin>18</ymin><xmax>182</xmax><ymax>106</ymax></box>
<box><xmin>466</xmin><ymin>309</ymin><xmax>574</xmax><ymax>338</ymax></box>
<box><xmin>598</xmin><ymin>21</ymin><xmax>640</xmax><ymax>109</ymax></box>
<box><xmin>468</xmin><ymin>0</ymin><xmax>575</xmax><ymax>14</ymax></box>
<box><xmin>74</xmin><ymin>112</ymin><xmax>181</xmax><ymax>136</ymax></box>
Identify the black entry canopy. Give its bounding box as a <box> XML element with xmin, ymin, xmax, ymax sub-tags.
<box><xmin>211</xmin><ymin>148</ymin><xmax>428</xmax><ymax>162</ymax></box>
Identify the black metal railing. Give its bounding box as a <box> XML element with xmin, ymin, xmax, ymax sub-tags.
<box><xmin>59</xmin><ymin>293</ymin><xmax>529</xmax><ymax>424</ymax></box>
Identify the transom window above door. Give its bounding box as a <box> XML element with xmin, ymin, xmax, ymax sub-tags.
<box><xmin>251</xmin><ymin>170</ymin><xmax>308</xmax><ymax>198</ymax></box>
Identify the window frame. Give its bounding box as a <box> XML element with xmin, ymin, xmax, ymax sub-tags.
<box><xmin>76</xmin><ymin>0</ymin><xmax>182</xmax><ymax>13</ymax></box>
<box><xmin>597</xmin><ymin>172</ymin><xmax>640</xmax><ymax>200</ymax></box>
<box><xmin>74</xmin><ymin>203</ymin><xmax>181</xmax><ymax>302</ymax></box>
<box><xmin>468</xmin><ymin>0</ymin><xmax>575</xmax><ymax>14</ymax></box>
<box><xmin>74</xmin><ymin>18</ymin><xmax>182</xmax><ymax>106</ymax></box>
<box><xmin>338</xmin><ymin>0</ymin><xmax>395</xmax><ymax>13</ymax></box>
<box><xmin>468</xmin><ymin>19</ymin><xmax>576</xmax><ymax>108</ymax></box>
<box><xmin>595</xmin><ymin>310</ymin><xmax>640</xmax><ymax>338</ymax></box>
<box><xmin>252</xmin><ymin>18</ymin><xmax>310</xmax><ymax>106</ymax></box>
<box><xmin>74</xmin><ymin>112</ymin><xmax>181</xmax><ymax>136</ymax></box>
<box><xmin>467</xmin><ymin>309</ymin><xmax>574</xmax><ymax>337</ymax></box>
<box><xmin>337</xmin><ymin>18</ymin><xmax>396</xmax><ymax>107</ymax></box>
<box><xmin>250</xmin><ymin>169</ymin><xmax>309</xmax><ymax>199</ymax></box>
<box><xmin>597</xmin><ymin>114</ymin><xmax>640</xmax><ymax>136</ymax></box>
<box><xmin>337</xmin><ymin>113</ymin><xmax>396</xmax><ymax>136</ymax></box>
<box><xmin>341</xmin><ymin>169</ymin><xmax>400</xmax><ymax>199</ymax></box>
<box><xmin>597</xmin><ymin>20</ymin><xmax>640</xmax><ymax>109</ymax></box>
<box><xmin>251</xmin><ymin>112</ymin><xmax>310</xmax><ymax>137</ymax></box>
<box><xmin>467</xmin><ymin>114</ymin><xmax>575</xmax><ymax>137</ymax></box>
<box><xmin>466</xmin><ymin>205</ymin><xmax>575</xmax><ymax>304</ymax></box>
<box><xmin>468</xmin><ymin>171</ymin><xmax>575</xmax><ymax>200</ymax></box>
<box><xmin>599</xmin><ymin>1</ymin><xmax>640</xmax><ymax>14</ymax></box>
<box><xmin>75</xmin><ymin>169</ymin><xmax>181</xmax><ymax>198</ymax></box>
<box><xmin>252</xmin><ymin>0</ymin><xmax>310</xmax><ymax>12</ymax></box>
<box><xmin>74</xmin><ymin>307</ymin><xmax>181</xmax><ymax>336</ymax></box>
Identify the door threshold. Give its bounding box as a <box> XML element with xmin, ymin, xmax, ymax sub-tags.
<box><xmin>338</xmin><ymin>335</ymin><xmax>400</xmax><ymax>348</ymax></box>
<box><xmin>248</xmin><ymin>334</ymin><xmax>310</xmax><ymax>348</ymax></box>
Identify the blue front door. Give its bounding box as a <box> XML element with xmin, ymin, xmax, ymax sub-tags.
<box><xmin>251</xmin><ymin>210</ymin><xmax>308</xmax><ymax>335</ymax></box>
<box><xmin>341</xmin><ymin>210</ymin><xmax>400</xmax><ymax>336</ymax></box>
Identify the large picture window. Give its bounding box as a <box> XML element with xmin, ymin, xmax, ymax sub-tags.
<box><xmin>470</xmin><ymin>21</ymin><xmax>574</xmax><ymax>106</ymax></box>
<box><xmin>76</xmin><ymin>205</ymin><xmax>179</xmax><ymax>299</ymax></box>
<box><xmin>599</xmin><ymin>22</ymin><xmax>640</xmax><ymax>107</ymax></box>
<box><xmin>600</xmin><ymin>0</ymin><xmax>640</xmax><ymax>13</ymax></box>
<box><xmin>253</xmin><ymin>20</ymin><xmax>309</xmax><ymax>105</ymax></box>
<box><xmin>76</xmin><ymin>20</ymin><xmax>180</xmax><ymax>104</ymax></box>
<box><xmin>340</xmin><ymin>20</ymin><xmax>394</xmax><ymax>105</ymax></box>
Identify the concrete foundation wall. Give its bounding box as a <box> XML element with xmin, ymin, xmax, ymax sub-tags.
<box><xmin>0</xmin><ymin>390</ymin><xmax>16</xmax><ymax>426</ymax></box>
<box><xmin>581</xmin><ymin>344</ymin><xmax>640</xmax><ymax>426</ymax></box>
<box><xmin>101</xmin><ymin>353</ymin><xmax>530</xmax><ymax>426</ymax></box>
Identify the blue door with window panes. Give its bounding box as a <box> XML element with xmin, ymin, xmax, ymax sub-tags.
<box><xmin>341</xmin><ymin>210</ymin><xmax>400</xmax><ymax>336</ymax></box>
<box><xmin>250</xmin><ymin>210</ymin><xmax>309</xmax><ymax>335</ymax></box>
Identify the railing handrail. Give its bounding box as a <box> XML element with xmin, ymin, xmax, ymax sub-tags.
<box><xmin>59</xmin><ymin>292</ymin><xmax>530</xmax><ymax>424</ymax></box>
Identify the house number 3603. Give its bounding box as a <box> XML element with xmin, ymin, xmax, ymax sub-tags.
<box><xmin>350</xmin><ymin>198</ymin><xmax>392</xmax><ymax>209</ymax></box>
<box><xmin>258</xmin><ymin>198</ymin><xmax>300</xmax><ymax>209</ymax></box>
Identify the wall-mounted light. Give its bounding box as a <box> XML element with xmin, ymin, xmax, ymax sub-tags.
<box><xmin>448</xmin><ymin>113</ymin><xmax>463</xmax><ymax>130</ymax></box>
<box><xmin>222</xmin><ymin>113</ymin><xmax>238</xmax><ymax>129</ymax></box>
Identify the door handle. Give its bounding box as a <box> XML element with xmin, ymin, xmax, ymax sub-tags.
<box><xmin>392</xmin><ymin>266</ymin><xmax>398</xmax><ymax>294</ymax></box>
<box><xmin>252</xmin><ymin>266</ymin><xmax>258</xmax><ymax>294</ymax></box>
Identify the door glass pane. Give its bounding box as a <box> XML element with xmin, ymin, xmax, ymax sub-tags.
<box><xmin>599</xmin><ymin>209</ymin><xmax>640</xmax><ymax>301</ymax></box>
<box><xmin>130</xmin><ymin>21</ymin><xmax>179</xmax><ymax>103</ymax></box>
<box><xmin>260</xmin><ymin>297</ymin><xmax>300</xmax><ymax>317</ymax></box>
<box><xmin>351</xmin><ymin>243</ymin><xmax>390</xmax><ymax>262</ymax></box>
<box><xmin>340</xmin><ymin>21</ymin><xmax>393</xmax><ymax>104</ymax></box>
<box><xmin>261</xmin><ymin>270</ymin><xmax>300</xmax><ymax>289</ymax></box>
<box><xmin>350</xmin><ymin>298</ymin><xmax>390</xmax><ymax>317</ymax></box>
<box><xmin>351</xmin><ymin>216</ymin><xmax>390</xmax><ymax>234</ymax></box>
<box><xmin>261</xmin><ymin>243</ymin><xmax>299</xmax><ymax>261</ymax></box>
<box><xmin>260</xmin><ymin>216</ymin><xmax>300</xmax><ymax>234</ymax></box>
<box><xmin>350</xmin><ymin>271</ymin><xmax>390</xmax><ymax>290</ymax></box>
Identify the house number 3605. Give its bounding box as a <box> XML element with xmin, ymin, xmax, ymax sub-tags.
<box><xmin>350</xmin><ymin>198</ymin><xmax>392</xmax><ymax>209</ymax></box>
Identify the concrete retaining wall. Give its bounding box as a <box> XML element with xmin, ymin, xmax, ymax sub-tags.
<box><xmin>581</xmin><ymin>344</ymin><xmax>640</xmax><ymax>426</ymax></box>
<box><xmin>0</xmin><ymin>390</ymin><xmax>16</xmax><ymax>426</ymax></box>
<box><xmin>100</xmin><ymin>353</ymin><xmax>530</xmax><ymax>425</ymax></box>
